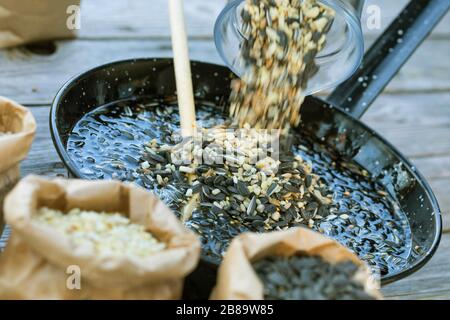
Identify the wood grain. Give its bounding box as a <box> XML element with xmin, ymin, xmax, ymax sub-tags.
<box><xmin>78</xmin><ymin>0</ymin><xmax>226</xmax><ymax>39</ymax></box>
<box><xmin>382</xmin><ymin>232</ymin><xmax>450</xmax><ymax>300</ymax></box>
<box><xmin>20</xmin><ymin>107</ymin><xmax>67</xmax><ymax>178</ymax></box>
<box><xmin>0</xmin><ymin>39</ymin><xmax>220</xmax><ymax>105</ymax></box>
<box><xmin>1</xmin><ymin>37</ymin><xmax>449</xmax><ymax>105</ymax></box>
<box><xmin>75</xmin><ymin>0</ymin><xmax>450</xmax><ymax>39</ymax></box>
<box><xmin>364</xmin><ymin>93</ymin><xmax>450</xmax><ymax>129</ymax></box>
<box><xmin>364</xmin><ymin>93</ymin><xmax>450</xmax><ymax>158</ymax></box>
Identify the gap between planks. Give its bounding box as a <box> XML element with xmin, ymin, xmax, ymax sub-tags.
<box><xmin>75</xmin><ymin>0</ymin><xmax>450</xmax><ymax>39</ymax></box>
<box><xmin>1</xmin><ymin>37</ymin><xmax>449</xmax><ymax>105</ymax></box>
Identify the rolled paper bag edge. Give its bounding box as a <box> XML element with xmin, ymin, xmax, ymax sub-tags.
<box><xmin>211</xmin><ymin>227</ymin><xmax>383</xmax><ymax>300</ymax></box>
<box><xmin>0</xmin><ymin>96</ymin><xmax>37</xmax><ymax>173</ymax></box>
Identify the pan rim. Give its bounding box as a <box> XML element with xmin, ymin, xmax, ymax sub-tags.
<box><xmin>50</xmin><ymin>58</ymin><xmax>442</xmax><ymax>286</ymax></box>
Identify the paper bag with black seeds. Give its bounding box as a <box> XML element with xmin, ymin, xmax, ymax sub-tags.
<box><xmin>0</xmin><ymin>176</ymin><xmax>200</xmax><ymax>299</ymax></box>
<box><xmin>211</xmin><ymin>227</ymin><xmax>382</xmax><ymax>300</ymax></box>
<box><xmin>0</xmin><ymin>96</ymin><xmax>36</xmax><ymax>235</ymax></box>
<box><xmin>0</xmin><ymin>0</ymin><xmax>81</xmax><ymax>48</ymax></box>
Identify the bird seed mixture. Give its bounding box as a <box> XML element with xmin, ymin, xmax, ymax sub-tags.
<box><xmin>230</xmin><ymin>0</ymin><xmax>335</xmax><ymax>131</ymax></box>
<box><xmin>33</xmin><ymin>207</ymin><xmax>166</xmax><ymax>257</ymax></box>
<box><xmin>140</xmin><ymin>123</ymin><xmax>331</xmax><ymax>232</ymax></box>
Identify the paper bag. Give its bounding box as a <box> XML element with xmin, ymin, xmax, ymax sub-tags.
<box><xmin>0</xmin><ymin>96</ymin><xmax>36</xmax><ymax>234</ymax></box>
<box><xmin>0</xmin><ymin>175</ymin><xmax>201</xmax><ymax>300</ymax></box>
<box><xmin>0</xmin><ymin>0</ymin><xmax>80</xmax><ymax>48</ymax></box>
<box><xmin>211</xmin><ymin>227</ymin><xmax>382</xmax><ymax>300</ymax></box>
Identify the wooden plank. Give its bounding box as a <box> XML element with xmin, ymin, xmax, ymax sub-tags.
<box><xmin>0</xmin><ymin>226</ymin><xmax>10</xmax><ymax>251</ymax></box>
<box><xmin>1</xmin><ymin>38</ymin><xmax>449</xmax><ymax>105</ymax></box>
<box><xmin>364</xmin><ymin>93</ymin><xmax>450</xmax><ymax>158</ymax></box>
<box><xmin>368</xmin><ymin>126</ymin><xmax>450</xmax><ymax>159</ymax></box>
<box><xmin>19</xmin><ymin>106</ymin><xmax>67</xmax><ymax>178</ymax></box>
<box><xmin>428</xmin><ymin>178</ymin><xmax>450</xmax><ymax>232</ymax></box>
<box><xmin>408</xmin><ymin>156</ymin><xmax>450</xmax><ymax>180</ymax></box>
<box><xmin>364</xmin><ymin>93</ymin><xmax>450</xmax><ymax>129</ymax></box>
<box><xmin>2</xmin><ymin>2</ymin><xmax>448</xmax><ymax>104</ymax></box>
<box><xmin>382</xmin><ymin>231</ymin><xmax>450</xmax><ymax>300</ymax></box>
<box><xmin>0</xmin><ymin>39</ymin><xmax>221</xmax><ymax>105</ymax></box>
<box><xmin>79</xmin><ymin>0</ymin><xmax>227</xmax><ymax>39</ymax></box>
<box><xmin>385</xmin><ymin>40</ymin><xmax>450</xmax><ymax>94</ymax></box>
<box><xmin>75</xmin><ymin>0</ymin><xmax>450</xmax><ymax>39</ymax></box>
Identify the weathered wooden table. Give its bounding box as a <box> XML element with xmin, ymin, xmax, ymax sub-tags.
<box><xmin>0</xmin><ymin>0</ymin><xmax>449</xmax><ymax>299</ymax></box>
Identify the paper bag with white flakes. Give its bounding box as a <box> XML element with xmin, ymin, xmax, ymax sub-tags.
<box><xmin>211</xmin><ymin>227</ymin><xmax>382</xmax><ymax>300</ymax></box>
<box><xmin>0</xmin><ymin>0</ymin><xmax>80</xmax><ymax>48</ymax></box>
<box><xmin>0</xmin><ymin>96</ymin><xmax>36</xmax><ymax>235</ymax></box>
<box><xmin>0</xmin><ymin>176</ymin><xmax>201</xmax><ymax>299</ymax></box>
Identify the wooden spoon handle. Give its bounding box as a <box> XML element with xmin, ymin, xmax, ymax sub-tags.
<box><xmin>168</xmin><ymin>0</ymin><xmax>196</xmax><ymax>137</ymax></box>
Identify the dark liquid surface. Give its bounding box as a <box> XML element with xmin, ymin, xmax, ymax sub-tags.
<box><xmin>67</xmin><ymin>98</ymin><xmax>412</xmax><ymax>276</ymax></box>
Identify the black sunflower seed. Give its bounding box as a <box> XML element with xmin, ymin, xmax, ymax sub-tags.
<box><xmin>267</xmin><ymin>183</ymin><xmax>278</xmax><ymax>197</ymax></box>
<box><xmin>247</xmin><ymin>196</ymin><xmax>257</xmax><ymax>216</ymax></box>
<box><xmin>305</xmin><ymin>175</ymin><xmax>313</xmax><ymax>188</ymax></box>
<box><xmin>265</xmin><ymin>204</ymin><xmax>277</xmax><ymax>214</ymax></box>
<box><xmin>237</xmin><ymin>181</ymin><xmax>250</xmax><ymax>196</ymax></box>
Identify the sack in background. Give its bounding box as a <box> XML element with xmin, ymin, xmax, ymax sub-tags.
<box><xmin>0</xmin><ymin>176</ymin><xmax>201</xmax><ymax>299</ymax></box>
<box><xmin>0</xmin><ymin>0</ymin><xmax>80</xmax><ymax>48</ymax></box>
<box><xmin>0</xmin><ymin>96</ymin><xmax>36</xmax><ymax>235</ymax></box>
<box><xmin>210</xmin><ymin>227</ymin><xmax>382</xmax><ymax>300</ymax></box>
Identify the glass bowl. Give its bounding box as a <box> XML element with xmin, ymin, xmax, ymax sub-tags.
<box><xmin>214</xmin><ymin>0</ymin><xmax>365</xmax><ymax>95</ymax></box>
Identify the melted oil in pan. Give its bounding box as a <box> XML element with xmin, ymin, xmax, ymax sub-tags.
<box><xmin>67</xmin><ymin>98</ymin><xmax>412</xmax><ymax>276</ymax></box>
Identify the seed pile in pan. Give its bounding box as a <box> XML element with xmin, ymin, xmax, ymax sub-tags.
<box><xmin>253</xmin><ymin>255</ymin><xmax>376</xmax><ymax>300</ymax></box>
<box><xmin>67</xmin><ymin>100</ymin><xmax>413</xmax><ymax>276</ymax></box>
<box><xmin>139</xmin><ymin>123</ymin><xmax>332</xmax><ymax>235</ymax></box>
<box><xmin>230</xmin><ymin>0</ymin><xmax>334</xmax><ymax>131</ymax></box>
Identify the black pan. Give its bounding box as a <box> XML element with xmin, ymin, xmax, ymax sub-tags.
<box><xmin>50</xmin><ymin>0</ymin><xmax>448</xmax><ymax>297</ymax></box>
